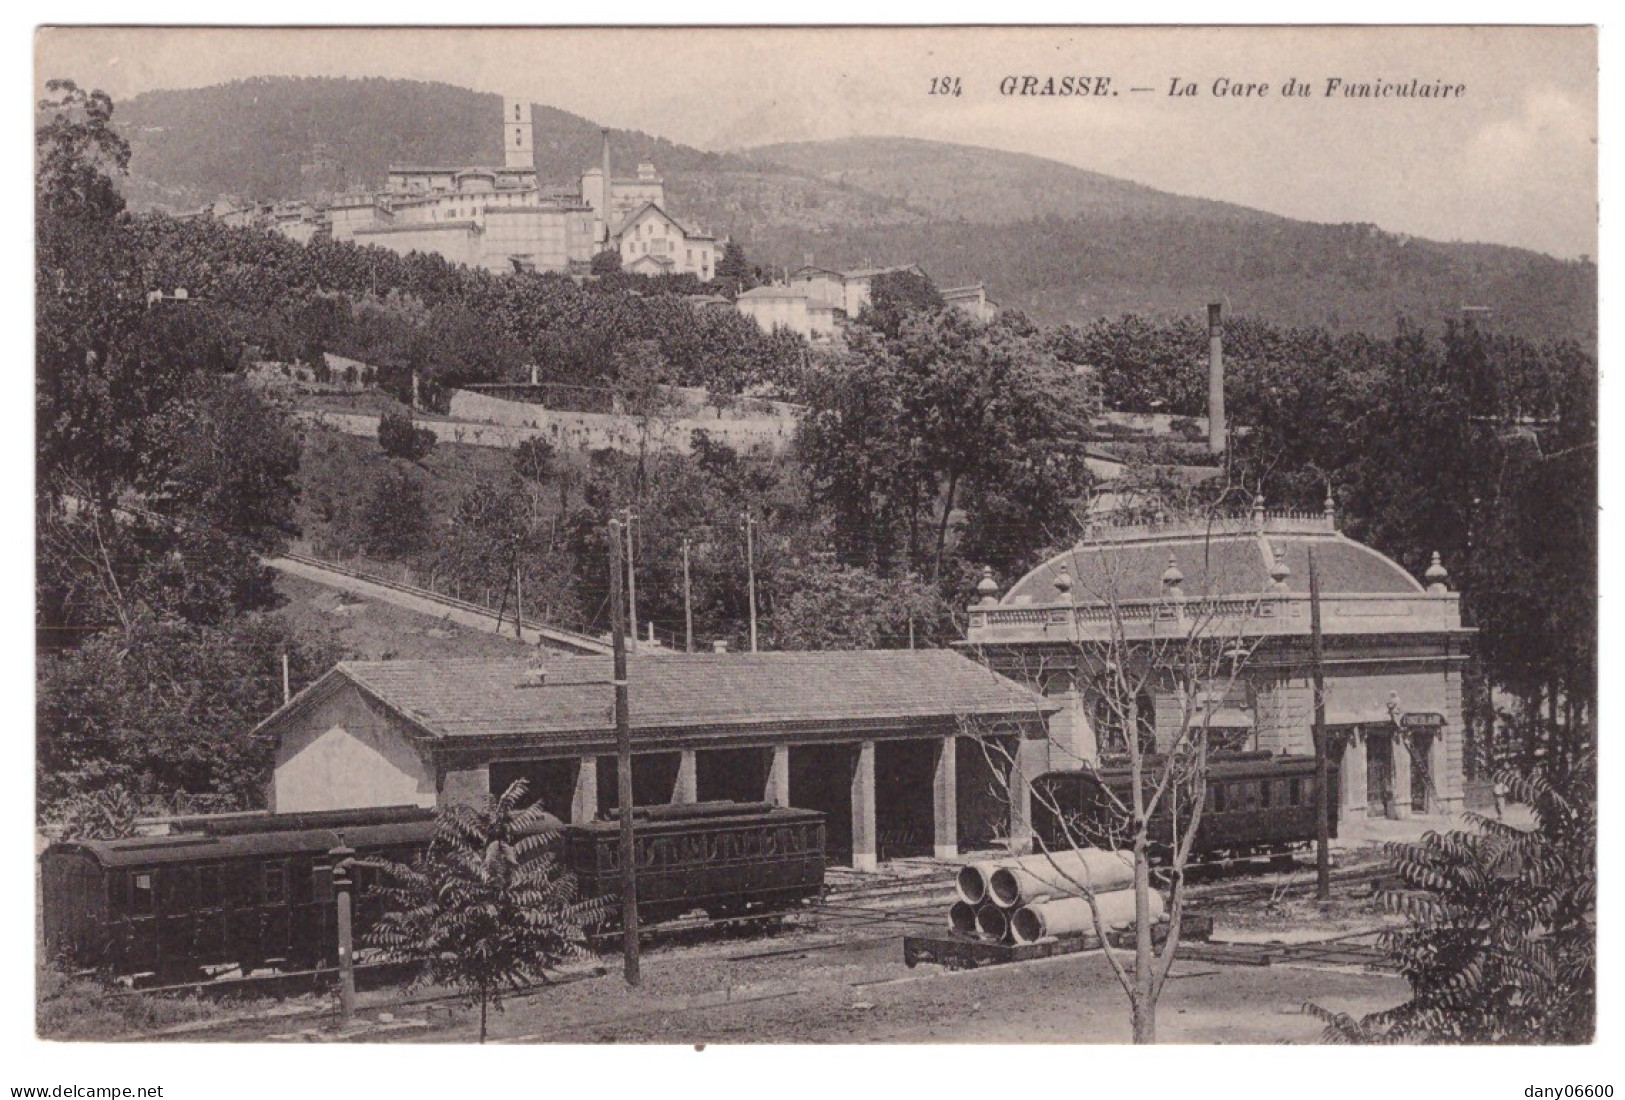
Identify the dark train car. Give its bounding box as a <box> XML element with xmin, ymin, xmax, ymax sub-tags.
<box><xmin>563</xmin><ymin>802</ymin><xmax>826</xmax><ymax>922</ymax></box>
<box><xmin>40</xmin><ymin>817</ymin><xmax>433</xmax><ymax>982</ymax></box>
<box><xmin>41</xmin><ymin>800</ymin><xmax>826</xmax><ymax>980</ymax></box>
<box><xmin>1032</xmin><ymin>752</ymin><xmax>1338</xmax><ymax>864</ymax></box>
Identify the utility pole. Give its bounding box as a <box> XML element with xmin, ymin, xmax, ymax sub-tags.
<box><xmin>624</xmin><ymin>511</ymin><xmax>639</xmax><ymax>655</ymax></box>
<box><xmin>281</xmin><ymin>651</ymin><xmax>291</xmax><ymax>706</ymax></box>
<box><xmin>330</xmin><ymin>843</ymin><xmax>357</xmax><ymax>1027</ymax></box>
<box><xmin>514</xmin><ymin>562</ymin><xmax>524</xmax><ymax>640</ymax></box>
<box><xmin>1308</xmin><ymin>548</ymin><xmax>1331</xmax><ymax>901</ymax></box>
<box><xmin>608</xmin><ymin>519</ymin><xmax>641</xmax><ymax>986</ymax></box>
<box><xmin>743</xmin><ymin>512</ymin><xmax>758</xmax><ymax>653</ymax></box>
<box><xmin>682</xmin><ymin>538</ymin><xmax>694</xmax><ymax>653</ymax></box>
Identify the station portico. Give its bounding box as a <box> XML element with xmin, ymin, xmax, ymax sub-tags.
<box><xmin>963</xmin><ymin>500</ymin><xmax>1475</xmax><ymax>821</ymax></box>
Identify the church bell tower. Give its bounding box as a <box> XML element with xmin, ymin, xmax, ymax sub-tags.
<box><xmin>504</xmin><ymin>97</ymin><xmax>534</xmax><ymax>170</ymax></box>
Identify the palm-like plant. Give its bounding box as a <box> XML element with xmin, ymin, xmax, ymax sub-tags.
<box><xmin>364</xmin><ymin>780</ymin><xmax>607</xmax><ymax>1042</ymax></box>
<box><xmin>1310</xmin><ymin>749</ymin><xmax>1594</xmax><ymax>1044</ymax></box>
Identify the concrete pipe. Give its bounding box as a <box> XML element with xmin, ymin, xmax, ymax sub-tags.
<box><xmin>948</xmin><ymin>901</ymin><xmax>980</xmax><ymax>935</ymax></box>
<box><xmin>955</xmin><ymin>861</ymin><xmax>1001</xmax><ymax>906</ymax></box>
<box><xmin>1009</xmin><ymin>889</ymin><xmax>1165</xmax><ymax>945</ymax></box>
<box><xmin>988</xmin><ymin>849</ymin><xmax>1135</xmax><ymax>909</ymax></box>
<box><xmin>974</xmin><ymin>903</ymin><xmax>1010</xmax><ymax>942</ymax></box>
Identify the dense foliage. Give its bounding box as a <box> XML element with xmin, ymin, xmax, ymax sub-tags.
<box><xmin>364</xmin><ymin>780</ymin><xmax>606</xmax><ymax>1042</ymax></box>
<box><xmin>1312</xmin><ymin>751</ymin><xmax>1595</xmax><ymax>1044</ymax></box>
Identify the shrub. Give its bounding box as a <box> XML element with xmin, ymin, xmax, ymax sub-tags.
<box><xmin>377</xmin><ymin>409</ymin><xmax>437</xmax><ymax>462</ymax></box>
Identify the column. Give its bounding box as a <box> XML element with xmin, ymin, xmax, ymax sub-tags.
<box><xmin>570</xmin><ymin>755</ymin><xmax>599</xmax><ymax>823</ymax></box>
<box><xmin>673</xmin><ymin>749</ymin><xmax>697</xmax><ymax>804</ymax></box>
<box><xmin>764</xmin><ymin>745</ymin><xmax>790</xmax><ymax>807</ymax></box>
<box><xmin>1391</xmin><ymin>732</ymin><xmax>1413</xmax><ymax>820</ymax></box>
<box><xmin>1432</xmin><ymin>731</ymin><xmax>1459</xmax><ymax>818</ymax></box>
<box><xmin>1047</xmin><ymin>685</ymin><xmax>1097</xmax><ymax>769</ymax></box>
<box><xmin>1009</xmin><ymin>737</ymin><xmax>1050</xmax><ymax>855</ymax></box>
<box><xmin>438</xmin><ymin>763</ymin><xmax>489</xmax><ymax>808</ymax></box>
<box><xmin>851</xmin><ymin>740</ymin><xmax>878</xmax><ymax>872</ymax></box>
<box><xmin>1340</xmin><ymin>733</ymin><xmax>1368</xmax><ymax>820</ymax></box>
<box><xmin>932</xmin><ymin>736</ymin><xmax>958</xmax><ymax>861</ymax></box>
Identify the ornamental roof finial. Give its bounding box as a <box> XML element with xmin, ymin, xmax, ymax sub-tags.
<box><xmin>1161</xmin><ymin>553</ymin><xmax>1184</xmax><ymax>599</ymax></box>
<box><xmin>1270</xmin><ymin>544</ymin><xmax>1292</xmax><ymax>590</ymax></box>
<box><xmin>1252</xmin><ymin>493</ymin><xmax>1266</xmax><ymax>525</ymax></box>
<box><xmin>1053</xmin><ymin>566</ymin><xmax>1074</xmax><ymax>597</ymax></box>
<box><xmin>977</xmin><ymin>565</ymin><xmax>1000</xmax><ymax>606</ymax></box>
<box><xmin>1425</xmin><ymin>551</ymin><xmax>1450</xmax><ymax>594</ymax></box>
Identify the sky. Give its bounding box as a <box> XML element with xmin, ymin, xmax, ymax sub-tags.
<box><xmin>35</xmin><ymin>25</ymin><xmax>1596</xmax><ymax>258</ymax></box>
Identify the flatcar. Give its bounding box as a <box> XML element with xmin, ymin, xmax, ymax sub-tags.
<box><xmin>41</xmin><ymin>800</ymin><xmax>825</xmax><ymax>982</ymax></box>
<box><xmin>1031</xmin><ymin>751</ymin><xmax>1338</xmax><ymax>864</ymax></box>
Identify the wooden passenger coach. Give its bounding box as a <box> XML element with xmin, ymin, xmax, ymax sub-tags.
<box><xmin>563</xmin><ymin>802</ymin><xmax>826</xmax><ymax>922</ymax></box>
<box><xmin>1032</xmin><ymin>752</ymin><xmax>1338</xmax><ymax>863</ymax></box>
<box><xmin>41</xmin><ymin>800</ymin><xmax>826</xmax><ymax>981</ymax></box>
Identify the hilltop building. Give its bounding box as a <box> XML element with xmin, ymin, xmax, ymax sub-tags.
<box><xmin>615</xmin><ymin>201</ymin><xmax>718</xmax><ymax>280</ymax></box>
<box><xmin>195</xmin><ymin>97</ymin><xmax>716</xmax><ymax>279</ymax></box>
<box><xmin>740</xmin><ymin>263</ymin><xmax>996</xmax><ymax>340</ymax></box>
<box><xmin>963</xmin><ymin>500</ymin><xmax>1474</xmax><ymax>823</ymax></box>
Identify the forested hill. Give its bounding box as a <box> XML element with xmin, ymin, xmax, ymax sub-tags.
<box><xmin>106</xmin><ymin>76</ymin><xmax>1595</xmax><ymax>341</ymax></box>
<box><xmin>113</xmin><ymin>77</ymin><xmax>756</xmax><ymax>211</ymax></box>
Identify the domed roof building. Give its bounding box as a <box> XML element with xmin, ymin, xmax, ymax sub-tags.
<box><xmin>964</xmin><ymin>497</ymin><xmax>1475</xmax><ymax>828</ymax></box>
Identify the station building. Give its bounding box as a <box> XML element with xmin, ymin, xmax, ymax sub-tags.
<box><xmin>963</xmin><ymin>500</ymin><xmax>1475</xmax><ymax>821</ymax></box>
<box><xmin>259</xmin><ymin>650</ymin><xmax>1055</xmax><ymax>870</ymax></box>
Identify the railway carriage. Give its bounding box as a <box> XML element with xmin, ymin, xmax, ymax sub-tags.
<box><xmin>41</xmin><ymin>801</ymin><xmax>825</xmax><ymax>982</ymax></box>
<box><xmin>1031</xmin><ymin>751</ymin><xmax>1338</xmax><ymax>864</ymax></box>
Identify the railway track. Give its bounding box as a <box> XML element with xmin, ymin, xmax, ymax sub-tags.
<box><xmin>273</xmin><ymin>551</ymin><xmax>611</xmax><ymax>654</ymax></box>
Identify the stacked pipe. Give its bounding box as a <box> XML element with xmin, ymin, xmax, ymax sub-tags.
<box><xmin>948</xmin><ymin>849</ymin><xmax>1165</xmax><ymax>946</ymax></box>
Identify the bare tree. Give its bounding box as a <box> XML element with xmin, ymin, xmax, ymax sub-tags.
<box><xmin>965</xmin><ymin>496</ymin><xmax>1307</xmax><ymax>1043</ymax></box>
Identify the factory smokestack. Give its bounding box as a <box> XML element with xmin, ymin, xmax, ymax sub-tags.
<box><xmin>601</xmin><ymin>129</ymin><xmax>612</xmax><ymax>245</ymax></box>
<box><xmin>1207</xmin><ymin>302</ymin><xmax>1226</xmax><ymax>455</ymax></box>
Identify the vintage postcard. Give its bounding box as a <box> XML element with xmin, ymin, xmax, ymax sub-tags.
<box><xmin>25</xmin><ymin>21</ymin><xmax>1600</xmax><ymax>1092</ymax></box>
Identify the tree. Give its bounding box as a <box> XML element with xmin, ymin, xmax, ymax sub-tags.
<box><xmin>377</xmin><ymin>408</ymin><xmax>437</xmax><ymax>462</ymax></box>
<box><xmin>590</xmin><ymin>249</ymin><xmax>622</xmax><ymax>277</ymax></box>
<box><xmin>1311</xmin><ymin>750</ymin><xmax>1595</xmax><ymax>1044</ymax></box>
<box><xmin>36</xmin><ymin>78</ymin><xmax>130</xmax><ymax>221</ymax></box>
<box><xmin>967</xmin><ymin>505</ymin><xmax>1284</xmax><ymax>1043</ymax></box>
<box><xmin>765</xmin><ymin>559</ymin><xmax>953</xmax><ymax>651</ymax></box>
<box><xmin>364</xmin><ymin>781</ymin><xmax>607</xmax><ymax>1042</ymax></box>
<box><xmin>37</xmin><ymin>616</ymin><xmax>338</xmax><ymax>812</ymax></box>
<box><xmin>361</xmin><ymin>463</ymin><xmax>431</xmax><ymax>559</ymax></box>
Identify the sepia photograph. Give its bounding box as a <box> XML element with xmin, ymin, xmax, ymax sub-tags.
<box><xmin>19</xmin><ymin>17</ymin><xmax>1603</xmax><ymax>1086</ymax></box>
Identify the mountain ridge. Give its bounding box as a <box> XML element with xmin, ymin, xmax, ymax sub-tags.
<box><xmin>102</xmin><ymin>76</ymin><xmax>1594</xmax><ymax>340</ymax></box>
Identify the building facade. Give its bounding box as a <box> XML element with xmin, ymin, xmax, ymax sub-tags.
<box><xmin>734</xmin><ymin>285</ymin><xmax>841</xmax><ymax>340</ymax></box>
<box><xmin>259</xmin><ymin>651</ymin><xmax>1055</xmax><ymax>870</ymax></box>
<box><xmin>613</xmin><ymin>202</ymin><xmax>717</xmax><ymax>280</ymax></box>
<box><xmin>963</xmin><ymin>501</ymin><xmax>1474</xmax><ymax>823</ymax></box>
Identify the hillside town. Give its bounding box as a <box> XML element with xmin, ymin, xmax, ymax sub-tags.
<box><xmin>31</xmin><ymin>30</ymin><xmax>1596</xmax><ymax>1071</ymax></box>
<box><xmin>185</xmin><ymin>95</ymin><xmax>997</xmax><ymax>342</ymax></box>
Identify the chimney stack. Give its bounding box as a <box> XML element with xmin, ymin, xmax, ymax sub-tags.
<box><xmin>600</xmin><ymin>129</ymin><xmax>613</xmax><ymax>246</ymax></box>
<box><xmin>1207</xmin><ymin>302</ymin><xmax>1226</xmax><ymax>455</ymax></box>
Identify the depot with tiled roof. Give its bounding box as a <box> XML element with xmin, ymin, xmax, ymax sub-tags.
<box><xmin>261</xmin><ymin>650</ymin><xmax>1054</xmax><ymax>870</ymax></box>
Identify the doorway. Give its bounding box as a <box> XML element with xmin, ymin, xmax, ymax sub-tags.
<box><xmin>1367</xmin><ymin>733</ymin><xmax>1395</xmax><ymax>818</ymax></box>
<box><xmin>1409</xmin><ymin>732</ymin><xmax>1433</xmax><ymax>814</ymax></box>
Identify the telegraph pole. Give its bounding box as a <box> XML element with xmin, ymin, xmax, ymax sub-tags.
<box><xmin>624</xmin><ymin>511</ymin><xmax>639</xmax><ymax>655</ymax></box>
<box><xmin>608</xmin><ymin>519</ymin><xmax>641</xmax><ymax>986</ymax></box>
<box><xmin>329</xmin><ymin>842</ymin><xmax>357</xmax><ymax>1027</ymax></box>
<box><xmin>1308</xmin><ymin>548</ymin><xmax>1331</xmax><ymax>901</ymax></box>
<box><xmin>514</xmin><ymin>562</ymin><xmax>524</xmax><ymax>639</ymax></box>
<box><xmin>743</xmin><ymin>512</ymin><xmax>758</xmax><ymax>653</ymax></box>
<box><xmin>682</xmin><ymin>538</ymin><xmax>694</xmax><ymax>654</ymax></box>
<box><xmin>281</xmin><ymin>651</ymin><xmax>291</xmax><ymax>706</ymax></box>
